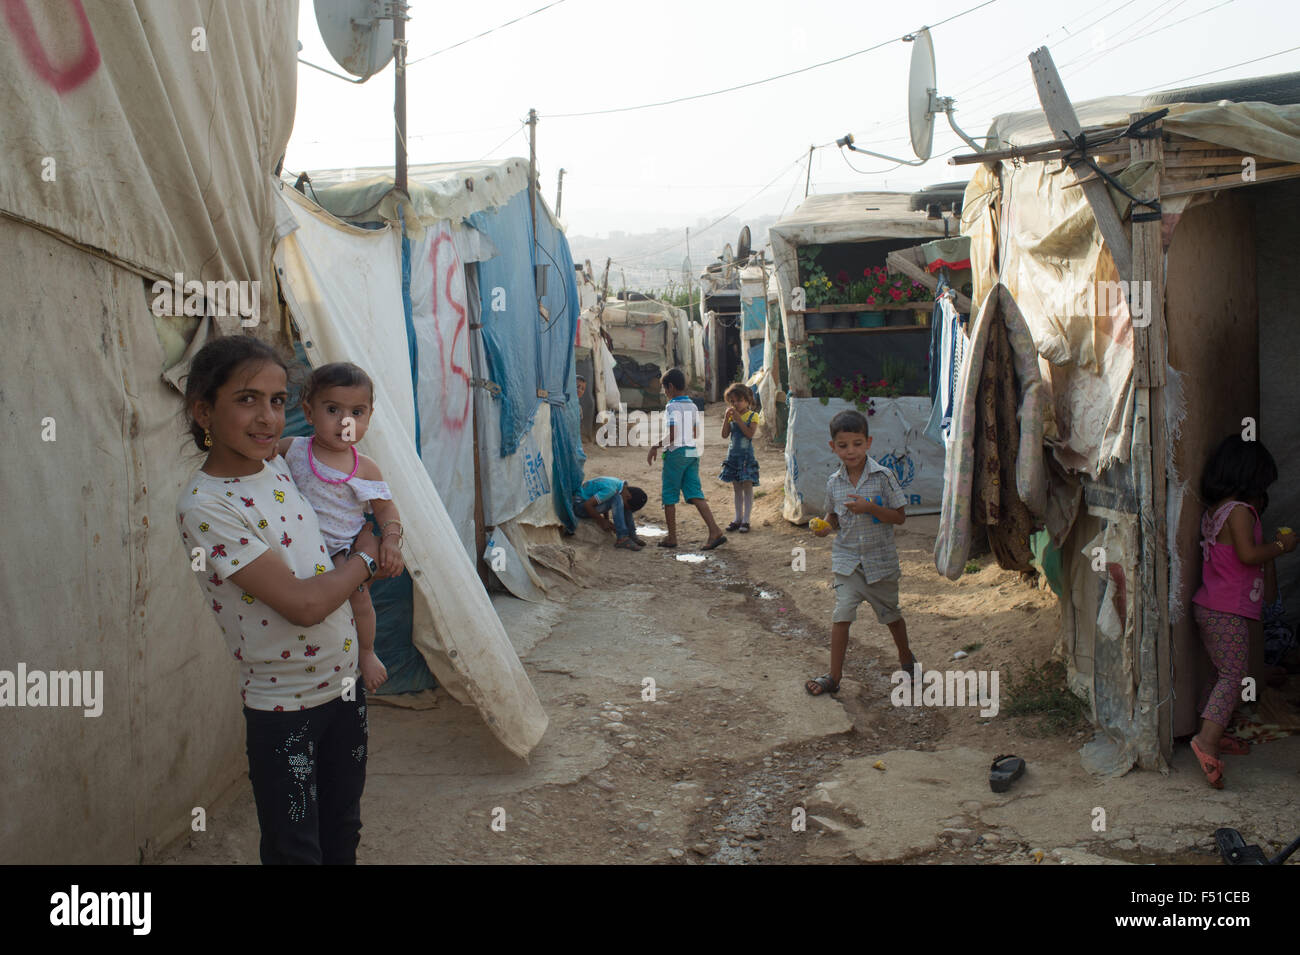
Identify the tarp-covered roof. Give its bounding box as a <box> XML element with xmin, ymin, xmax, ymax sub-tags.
<box><xmin>984</xmin><ymin>71</ymin><xmax>1300</xmax><ymax>163</ymax></box>
<box><xmin>769</xmin><ymin>191</ymin><xmax>954</xmax><ymax>245</ymax></box>
<box><xmin>303</xmin><ymin>158</ymin><xmax>546</xmax><ymax>226</ymax></box>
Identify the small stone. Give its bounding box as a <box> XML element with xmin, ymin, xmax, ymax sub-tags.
<box><xmin>605</xmin><ymin>722</ymin><xmax>626</xmax><ymax>732</ymax></box>
<box><xmin>982</xmin><ymin>832</ymin><xmax>1000</xmax><ymax>845</ymax></box>
<box><xmin>622</xmin><ymin>741</ymin><xmax>636</xmax><ymax>750</ymax></box>
<box><xmin>593</xmin><ymin>777</ymin><xmax>616</xmax><ymax>792</ymax></box>
<box><xmin>953</xmin><ymin>650</ymin><xmax>968</xmax><ymax>660</ymax></box>
<box><xmin>744</xmin><ymin>830</ymin><xmax>763</xmax><ymax>841</ymax></box>
<box><xmin>690</xmin><ymin>843</ymin><xmax>710</xmax><ymax>856</ymax></box>
<box><xmin>941</xmin><ymin>828</ymin><xmax>977</xmax><ymax>848</ymax></box>
<box><xmin>636</xmin><ymin>822</ymin><xmax>650</xmax><ymax>832</ymax></box>
<box><xmin>729</xmin><ymin>838</ymin><xmax>742</xmax><ymax>847</ymax></box>
<box><xmin>713</xmin><ymin>824</ymin><xmax>728</xmax><ymax>832</ymax></box>
<box><xmin>667</xmin><ymin>848</ymin><xmax>684</xmax><ymax>858</ymax></box>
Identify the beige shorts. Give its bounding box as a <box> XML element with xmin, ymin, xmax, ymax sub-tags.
<box><xmin>832</xmin><ymin>567</ymin><xmax>901</xmax><ymax>624</ymax></box>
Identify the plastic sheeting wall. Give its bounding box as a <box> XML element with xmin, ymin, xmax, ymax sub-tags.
<box><xmin>782</xmin><ymin>397</ymin><xmax>944</xmax><ymax>522</ymax></box>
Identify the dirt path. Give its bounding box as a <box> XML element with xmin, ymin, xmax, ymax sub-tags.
<box><xmin>158</xmin><ymin>403</ymin><xmax>1300</xmax><ymax>865</ymax></box>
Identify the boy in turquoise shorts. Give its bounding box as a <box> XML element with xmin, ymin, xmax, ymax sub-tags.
<box><xmin>647</xmin><ymin>368</ymin><xmax>726</xmax><ymax>550</ymax></box>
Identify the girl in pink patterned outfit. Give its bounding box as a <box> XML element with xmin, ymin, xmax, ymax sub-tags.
<box><xmin>1189</xmin><ymin>435</ymin><xmax>1296</xmax><ymax>788</ymax></box>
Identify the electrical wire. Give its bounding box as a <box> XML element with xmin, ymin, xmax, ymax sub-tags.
<box><xmin>609</xmin><ymin>154</ymin><xmax>809</xmax><ymax>264</ymax></box>
<box><xmin>476</xmin><ymin>122</ymin><xmax>527</xmax><ymax>161</ymax></box>
<box><xmin>407</xmin><ymin>0</ymin><xmax>569</xmax><ymax>66</ymax></box>
<box><xmin>544</xmin><ymin>0</ymin><xmax>1002</xmax><ymax>118</ymax></box>
<box><xmin>1122</xmin><ymin>43</ymin><xmax>1300</xmax><ymax>93</ymax></box>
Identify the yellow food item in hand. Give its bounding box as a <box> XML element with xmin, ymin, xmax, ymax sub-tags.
<box><xmin>809</xmin><ymin>518</ymin><xmax>830</xmax><ymax>532</ymax></box>
<box><xmin>1279</xmin><ymin>526</ymin><xmax>1293</xmax><ymax>535</ymax></box>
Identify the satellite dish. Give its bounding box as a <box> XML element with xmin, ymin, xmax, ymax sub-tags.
<box><xmin>722</xmin><ymin>243</ymin><xmax>734</xmax><ymax>264</ymax></box>
<box><xmin>314</xmin><ymin>0</ymin><xmax>395</xmax><ymax>80</ymax></box>
<box><xmin>833</xmin><ymin>26</ymin><xmax>989</xmax><ymax>167</ymax></box>
<box><xmin>908</xmin><ymin>28</ymin><xmax>937</xmax><ymax>162</ymax></box>
<box><xmin>736</xmin><ymin>226</ymin><xmax>752</xmax><ymax>263</ymax></box>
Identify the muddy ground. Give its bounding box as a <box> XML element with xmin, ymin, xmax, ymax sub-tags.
<box><xmin>158</xmin><ymin>404</ymin><xmax>1300</xmax><ymax>865</ymax></box>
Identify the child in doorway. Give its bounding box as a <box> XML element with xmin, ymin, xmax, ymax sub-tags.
<box><xmin>277</xmin><ymin>362</ymin><xmax>405</xmax><ymax>693</ymax></box>
<box><xmin>806</xmin><ymin>409</ymin><xmax>919</xmax><ymax>696</ymax></box>
<box><xmin>1189</xmin><ymin>434</ymin><xmax>1296</xmax><ymax>788</ymax></box>
<box><xmin>647</xmin><ymin>368</ymin><xmax>726</xmax><ymax>550</ymax></box>
<box><xmin>720</xmin><ymin>382</ymin><xmax>761</xmax><ymax>533</ymax></box>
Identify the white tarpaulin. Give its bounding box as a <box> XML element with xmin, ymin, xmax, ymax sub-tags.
<box><xmin>409</xmin><ymin>220</ymin><xmax>475</xmax><ymax>559</ymax></box>
<box><xmin>274</xmin><ymin>184</ymin><xmax>547</xmax><ymax>758</ymax></box>
<box><xmin>0</xmin><ymin>0</ymin><xmax>294</xmax><ymax>330</ymax></box>
<box><xmin>783</xmin><ymin>397</ymin><xmax>945</xmax><ymax>522</ymax></box>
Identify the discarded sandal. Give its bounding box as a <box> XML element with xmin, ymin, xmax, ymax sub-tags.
<box><xmin>989</xmin><ymin>754</ymin><xmax>1026</xmax><ymax>793</ymax></box>
<box><xmin>805</xmin><ymin>674</ymin><xmax>840</xmax><ymax>696</ymax></box>
<box><xmin>1191</xmin><ymin>737</ymin><xmax>1225</xmax><ymax>789</ymax></box>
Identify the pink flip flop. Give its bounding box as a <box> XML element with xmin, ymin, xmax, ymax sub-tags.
<box><xmin>1191</xmin><ymin>737</ymin><xmax>1225</xmax><ymax>789</ymax></box>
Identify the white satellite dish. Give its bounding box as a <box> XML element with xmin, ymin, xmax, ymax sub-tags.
<box><xmin>834</xmin><ymin>25</ymin><xmax>988</xmax><ymax>166</ymax></box>
<box><xmin>314</xmin><ymin>0</ymin><xmax>395</xmax><ymax>80</ymax></box>
<box><xmin>908</xmin><ymin>28</ymin><xmax>937</xmax><ymax>161</ymax></box>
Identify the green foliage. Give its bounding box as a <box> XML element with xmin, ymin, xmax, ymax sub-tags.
<box><xmin>964</xmin><ymin>559</ymin><xmax>980</xmax><ymax>574</ymax></box>
<box><xmin>1004</xmin><ymin>660</ymin><xmax>1091</xmax><ymax>736</ymax></box>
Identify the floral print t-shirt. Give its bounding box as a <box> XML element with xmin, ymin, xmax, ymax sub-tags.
<box><xmin>176</xmin><ymin>457</ymin><xmax>358</xmax><ymax>711</ymax></box>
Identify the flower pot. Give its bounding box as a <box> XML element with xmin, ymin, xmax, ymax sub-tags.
<box><xmin>804</xmin><ymin>313</ymin><xmax>830</xmax><ymax>332</ymax></box>
<box><xmin>855</xmin><ymin>311</ymin><xmax>886</xmax><ymax>328</ymax></box>
<box><xmin>831</xmin><ymin>314</ymin><xmax>854</xmax><ymax>329</ymax></box>
<box><xmin>885</xmin><ymin>311</ymin><xmax>913</xmax><ymax>326</ymax></box>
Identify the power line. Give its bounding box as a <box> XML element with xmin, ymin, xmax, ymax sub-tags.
<box><xmin>407</xmin><ymin>1</ymin><xmax>569</xmax><ymax>66</ymax></box>
<box><xmin>1123</xmin><ymin>43</ymin><xmax>1300</xmax><ymax>93</ymax></box>
<box><xmin>544</xmin><ymin>0</ymin><xmax>1002</xmax><ymax>118</ymax></box>
<box><xmin>610</xmin><ymin>154</ymin><xmax>809</xmax><ymax>264</ymax></box>
<box><xmin>476</xmin><ymin>122</ymin><xmax>527</xmax><ymax>161</ymax></box>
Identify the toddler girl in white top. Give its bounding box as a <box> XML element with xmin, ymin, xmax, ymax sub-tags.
<box><xmin>276</xmin><ymin>362</ymin><xmax>404</xmax><ymax>692</ymax></box>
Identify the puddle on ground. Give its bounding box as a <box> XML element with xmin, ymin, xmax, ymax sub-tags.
<box><xmin>722</xmin><ymin>582</ymin><xmax>779</xmax><ymax>600</ymax></box>
<box><xmin>675</xmin><ymin>553</ymin><xmax>707</xmax><ymax>564</ymax></box>
<box><xmin>636</xmin><ymin>525</ymin><xmax>667</xmax><ymax>537</ymax></box>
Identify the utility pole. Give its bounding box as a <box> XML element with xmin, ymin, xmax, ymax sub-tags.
<box><xmin>803</xmin><ymin>144</ymin><xmax>814</xmax><ymax>198</ymax></box>
<box><xmin>527</xmin><ymin>108</ymin><xmax>539</xmax><ymax>248</ymax></box>
<box><xmin>555</xmin><ymin>167</ymin><xmax>566</xmax><ymax>218</ymax></box>
<box><xmin>393</xmin><ymin>2</ymin><xmax>410</xmax><ymax>195</ymax></box>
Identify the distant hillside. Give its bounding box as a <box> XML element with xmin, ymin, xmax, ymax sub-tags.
<box><xmin>569</xmin><ymin>213</ymin><xmax>780</xmax><ymax>291</ymax></box>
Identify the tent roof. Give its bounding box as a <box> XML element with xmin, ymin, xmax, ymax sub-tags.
<box><xmin>983</xmin><ymin>70</ymin><xmax>1300</xmax><ymax>162</ymax></box>
<box><xmin>769</xmin><ymin>191</ymin><xmax>955</xmax><ymax>245</ymax></box>
<box><xmin>300</xmin><ymin>157</ymin><xmax>542</xmax><ymax>226</ymax></box>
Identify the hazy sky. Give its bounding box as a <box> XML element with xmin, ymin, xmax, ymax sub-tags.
<box><xmin>289</xmin><ymin>0</ymin><xmax>1299</xmax><ymax>260</ymax></box>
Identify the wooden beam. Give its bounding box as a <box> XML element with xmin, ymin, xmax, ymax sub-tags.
<box><xmin>1029</xmin><ymin>46</ymin><xmax>1134</xmax><ymax>284</ymax></box>
<box><xmin>886</xmin><ymin>246</ymin><xmax>974</xmax><ymax>312</ymax></box>
<box><xmin>1159</xmin><ymin>161</ymin><xmax>1300</xmax><ymax>199</ymax></box>
<box><xmin>1130</xmin><ymin>114</ymin><xmax>1165</xmax><ymax>390</ymax></box>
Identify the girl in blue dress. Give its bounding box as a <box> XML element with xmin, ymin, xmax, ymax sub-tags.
<box><xmin>719</xmin><ymin>382</ymin><xmax>761</xmax><ymax>532</ymax></box>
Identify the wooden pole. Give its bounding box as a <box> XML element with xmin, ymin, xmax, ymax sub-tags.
<box><xmin>555</xmin><ymin>167</ymin><xmax>565</xmax><ymax>218</ymax></box>
<box><xmin>804</xmin><ymin>144</ymin><xmax>814</xmax><ymax>198</ymax></box>
<box><xmin>392</xmin><ymin>7</ymin><xmax>409</xmax><ymax>195</ymax></box>
<box><xmin>527</xmin><ymin>108</ymin><xmax>538</xmax><ymax>253</ymax></box>
<box><xmin>1130</xmin><ymin>113</ymin><xmax>1170</xmax><ymax>764</ymax></box>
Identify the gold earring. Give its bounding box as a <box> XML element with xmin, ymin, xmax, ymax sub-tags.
<box><xmin>204</xmin><ymin>429</ymin><xmax>213</xmax><ymax>448</ymax></box>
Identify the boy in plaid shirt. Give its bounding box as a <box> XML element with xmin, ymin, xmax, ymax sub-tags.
<box><xmin>805</xmin><ymin>409</ymin><xmax>921</xmax><ymax>696</ymax></box>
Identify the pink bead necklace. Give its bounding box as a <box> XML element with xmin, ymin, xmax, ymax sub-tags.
<box><xmin>308</xmin><ymin>434</ymin><xmax>359</xmax><ymax>484</ymax></box>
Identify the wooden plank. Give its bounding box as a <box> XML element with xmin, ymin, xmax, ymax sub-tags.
<box><xmin>807</xmin><ymin>325</ymin><xmax>931</xmax><ymax>335</ymax></box>
<box><xmin>1159</xmin><ymin>162</ymin><xmax>1300</xmax><ymax>199</ymax></box>
<box><xmin>1130</xmin><ymin>113</ymin><xmax>1165</xmax><ymax>390</ymax></box>
<box><xmin>1030</xmin><ymin>47</ymin><xmax>1133</xmax><ymax>283</ymax></box>
<box><xmin>795</xmin><ymin>302</ymin><xmax>931</xmax><ymax>313</ymax></box>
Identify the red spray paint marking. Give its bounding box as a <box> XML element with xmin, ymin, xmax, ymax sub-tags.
<box><xmin>428</xmin><ymin>232</ymin><xmax>471</xmax><ymax>433</ymax></box>
<box><xmin>3</xmin><ymin>0</ymin><xmax>100</xmax><ymax>93</ymax></box>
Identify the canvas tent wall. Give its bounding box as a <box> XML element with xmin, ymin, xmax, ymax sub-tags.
<box><xmin>950</xmin><ymin>71</ymin><xmax>1300</xmax><ymax>772</ymax></box>
<box><xmin>589</xmin><ymin>296</ymin><xmax>695</xmax><ymax>408</ymax></box>
<box><xmin>0</xmin><ymin>0</ymin><xmax>296</xmax><ymax>863</ymax></box>
<box><xmin>769</xmin><ymin>192</ymin><xmax>956</xmax><ymax>521</ymax></box>
<box><xmin>303</xmin><ymin>160</ymin><xmax>586</xmax><ymax>546</ymax></box>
